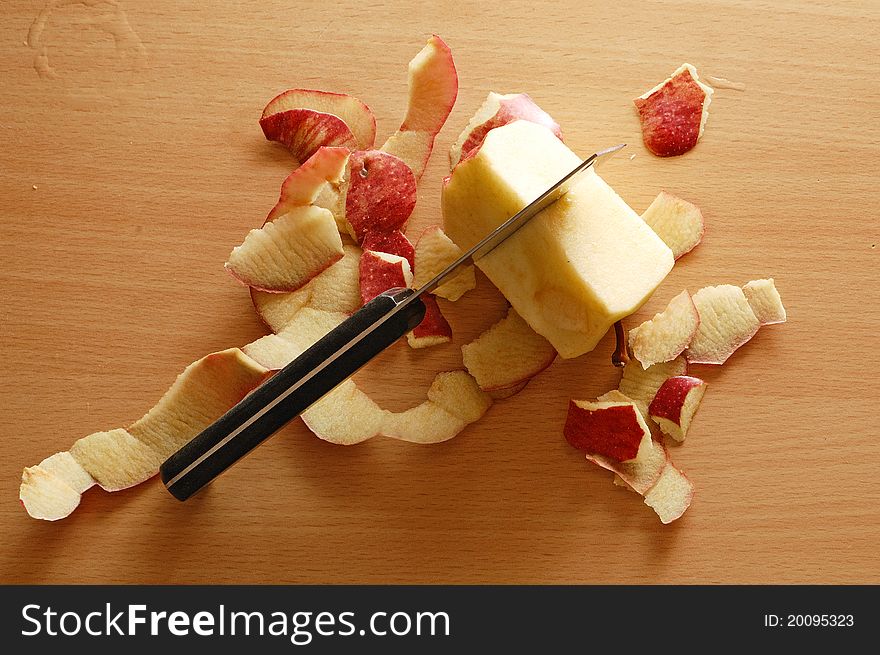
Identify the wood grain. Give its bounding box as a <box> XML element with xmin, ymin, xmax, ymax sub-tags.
<box><xmin>1</xmin><ymin>0</ymin><xmax>878</xmax><ymax>584</ymax></box>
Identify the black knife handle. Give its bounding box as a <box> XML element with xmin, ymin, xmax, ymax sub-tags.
<box><xmin>160</xmin><ymin>287</ymin><xmax>426</xmax><ymax>500</ymax></box>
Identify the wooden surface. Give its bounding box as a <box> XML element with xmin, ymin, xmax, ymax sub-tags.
<box><xmin>1</xmin><ymin>0</ymin><xmax>878</xmax><ymax>584</ymax></box>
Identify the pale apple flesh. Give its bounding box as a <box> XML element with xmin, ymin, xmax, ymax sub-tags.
<box><xmin>379</xmin><ymin>402</ymin><xmax>466</xmax><ymax>444</ymax></box>
<box><xmin>640</xmin><ymin>191</ymin><xmax>705</xmax><ymax>259</ymax></box>
<box><xmin>381</xmin><ymin>35</ymin><xmax>458</xmax><ymax>180</ymax></box>
<box><xmin>426</xmin><ymin>370</ymin><xmax>492</xmax><ymax>423</ymax></box>
<box><xmin>685</xmin><ymin>285</ymin><xmax>761</xmax><ymax>364</ymax></box>
<box><xmin>302</xmin><ymin>371</ymin><xmax>489</xmax><ymax>446</ymax></box>
<box><xmin>69</xmin><ymin>428</ymin><xmax>164</xmax><ymax>492</ymax></box>
<box><xmin>251</xmin><ymin>244</ymin><xmax>362</xmax><ymax>332</ymax></box>
<box><xmin>302</xmin><ymin>380</ymin><xmax>389</xmax><ymax>445</ymax></box>
<box><xmin>461</xmin><ymin>307</ymin><xmax>557</xmax><ymax>391</ymax></box>
<box><xmin>643</xmin><ymin>463</ymin><xmax>694</xmax><ymax>524</ymax></box>
<box><xmin>37</xmin><ymin>451</ymin><xmax>94</xmax><ymax>493</ymax></box>
<box><xmin>381</xmin><ymin>371</ymin><xmax>491</xmax><ymax>444</ymax></box>
<box><xmin>242</xmin><ymin>308</ymin><xmax>347</xmax><ymax>370</ymax></box>
<box><xmin>19</xmin><ymin>466</ymin><xmax>82</xmax><ymax>521</ymax></box>
<box><xmin>226</xmin><ymin>205</ymin><xmax>344</xmax><ymax>292</ymax></box>
<box><xmin>129</xmin><ymin>348</ymin><xmax>271</xmax><ymax>459</ymax></box>
<box><xmin>359</xmin><ymin>250</ymin><xmax>413</xmax><ymax>304</ymax></box>
<box><xmin>261</xmin><ymin>88</ymin><xmax>377</xmax><ymax>150</ymax></box>
<box><xmin>564</xmin><ymin>400</ymin><xmax>653</xmax><ymax>463</ymax></box>
<box><xmin>21</xmin><ymin>348</ymin><xmax>270</xmax><ymax>520</ymax></box>
<box><xmin>413</xmin><ymin>226</ymin><xmax>476</xmax><ymax>301</ymax></box>
<box><xmin>449</xmin><ymin>91</ymin><xmax>563</xmax><ymax>167</ymax></box>
<box><xmin>742</xmin><ymin>278</ymin><xmax>787</xmax><ymax>325</ymax></box>
<box><xmin>649</xmin><ymin>375</ymin><xmax>707</xmax><ymax>442</ymax></box>
<box><xmin>442</xmin><ymin>120</ymin><xmax>674</xmax><ymax>358</ymax></box>
<box><xmin>628</xmin><ymin>290</ymin><xmax>700</xmax><ymax>369</ymax></box>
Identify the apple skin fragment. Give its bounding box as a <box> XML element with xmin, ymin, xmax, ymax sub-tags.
<box><xmin>69</xmin><ymin>428</ymin><xmax>164</xmax><ymax>493</ymax></box>
<box><xmin>564</xmin><ymin>401</ymin><xmax>652</xmax><ymax>463</ymax></box>
<box><xmin>226</xmin><ymin>205</ymin><xmax>345</xmax><ymax>293</ymax></box>
<box><xmin>20</xmin><ymin>348</ymin><xmax>272</xmax><ymax>520</ymax></box>
<box><xmin>640</xmin><ymin>191</ymin><xmax>705</xmax><ymax>259</ymax></box>
<box><xmin>461</xmin><ymin>307</ymin><xmax>557</xmax><ymax>391</ymax></box>
<box><xmin>361</xmin><ymin>230</ymin><xmax>415</xmax><ymax>269</ymax></box>
<box><xmin>649</xmin><ymin>375</ymin><xmax>707</xmax><ymax>442</ymax></box>
<box><xmin>742</xmin><ymin>278</ymin><xmax>787</xmax><ymax>325</ymax></box>
<box><xmin>685</xmin><ymin>285</ymin><xmax>761</xmax><ymax>365</ymax></box>
<box><xmin>343</xmin><ymin>150</ymin><xmax>418</xmax><ymax>241</ymax></box>
<box><xmin>359</xmin><ymin>251</ymin><xmax>413</xmax><ymax>305</ymax></box>
<box><xmin>20</xmin><ymin>466</ymin><xmax>82</xmax><ymax>522</ymax></box>
<box><xmin>261</xmin><ymin>88</ymin><xmax>377</xmax><ymax>151</ymax></box>
<box><xmin>38</xmin><ymin>451</ymin><xmax>95</xmax><ymax>493</ymax></box>
<box><xmin>265</xmin><ymin>145</ymin><xmax>350</xmax><ymax>224</ymax></box>
<box><xmin>644</xmin><ymin>464</ymin><xmax>694</xmax><ymax>524</ymax></box>
<box><xmin>407</xmin><ymin>294</ymin><xmax>453</xmax><ymax>349</ymax></box>
<box><xmin>450</xmin><ymin>91</ymin><xmax>563</xmax><ymax>167</ymax></box>
<box><xmin>627</xmin><ymin>290</ymin><xmax>700</xmax><ymax>369</ymax></box>
<box><xmin>618</xmin><ymin>356</ymin><xmax>688</xmax><ymax>420</ymax></box>
<box><xmin>381</xmin><ymin>34</ymin><xmax>459</xmax><ymax>181</ymax></box>
<box><xmin>634</xmin><ymin>63</ymin><xmax>713</xmax><ymax>157</ymax></box>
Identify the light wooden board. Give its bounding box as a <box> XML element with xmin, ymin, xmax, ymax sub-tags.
<box><xmin>1</xmin><ymin>0</ymin><xmax>878</xmax><ymax>584</ymax></box>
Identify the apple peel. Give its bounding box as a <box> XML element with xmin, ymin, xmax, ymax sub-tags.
<box><xmin>742</xmin><ymin>278</ymin><xmax>787</xmax><ymax>325</ymax></box>
<box><xmin>564</xmin><ymin>400</ymin><xmax>653</xmax><ymax>463</ymax></box>
<box><xmin>302</xmin><ymin>380</ymin><xmax>389</xmax><ymax>445</ymax></box>
<box><xmin>19</xmin><ymin>466</ymin><xmax>82</xmax><ymax>521</ymax></box>
<box><xmin>129</xmin><ymin>348</ymin><xmax>271</xmax><ymax>460</ymax></box>
<box><xmin>644</xmin><ymin>463</ymin><xmax>694</xmax><ymax>524</ymax></box>
<box><xmin>618</xmin><ymin>356</ymin><xmax>688</xmax><ymax>420</ymax></box>
<box><xmin>634</xmin><ymin>63</ymin><xmax>713</xmax><ymax>157</ymax></box>
<box><xmin>641</xmin><ymin>191</ymin><xmax>705</xmax><ymax>259</ymax></box>
<box><xmin>344</xmin><ymin>150</ymin><xmax>418</xmax><ymax>241</ymax></box>
<box><xmin>261</xmin><ymin>88</ymin><xmax>376</xmax><ymax>151</ymax></box>
<box><xmin>226</xmin><ymin>205</ymin><xmax>344</xmax><ymax>293</ymax></box>
<box><xmin>69</xmin><ymin>428</ymin><xmax>164</xmax><ymax>492</ymax></box>
<box><xmin>450</xmin><ymin>91</ymin><xmax>562</xmax><ymax>167</ymax></box>
<box><xmin>260</xmin><ymin>108</ymin><xmax>358</xmax><ymax>165</ymax></box>
<box><xmin>359</xmin><ymin>250</ymin><xmax>413</xmax><ymax>305</ymax></box>
<box><xmin>381</xmin><ymin>35</ymin><xmax>458</xmax><ymax>181</ymax></box>
<box><xmin>462</xmin><ymin>307</ymin><xmax>556</xmax><ymax>391</ymax></box>
<box><xmin>361</xmin><ymin>230</ymin><xmax>415</xmax><ymax>269</ymax></box>
<box><xmin>251</xmin><ymin>244</ymin><xmax>362</xmax><ymax>333</ymax></box>
<box><xmin>242</xmin><ymin>308</ymin><xmax>347</xmax><ymax>370</ymax></box>
<box><xmin>38</xmin><ymin>451</ymin><xmax>95</xmax><ymax>493</ymax></box>
<box><xmin>407</xmin><ymin>295</ymin><xmax>452</xmax><ymax>349</ymax></box>
<box><xmin>265</xmin><ymin>146</ymin><xmax>350</xmax><ymax>224</ymax></box>
<box><xmin>413</xmin><ymin>226</ymin><xmax>476</xmax><ymax>301</ymax></box>
<box><xmin>628</xmin><ymin>290</ymin><xmax>700</xmax><ymax>369</ymax></box>
<box><xmin>427</xmin><ymin>370</ymin><xmax>492</xmax><ymax>424</ymax></box>
<box><xmin>649</xmin><ymin>375</ymin><xmax>707</xmax><ymax>442</ymax></box>
<box><xmin>685</xmin><ymin>285</ymin><xmax>761</xmax><ymax>364</ymax></box>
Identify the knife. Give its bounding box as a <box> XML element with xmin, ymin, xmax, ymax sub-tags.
<box><xmin>160</xmin><ymin>143</ymin><xmax>626</xmax><ymax>500</ymax></box>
